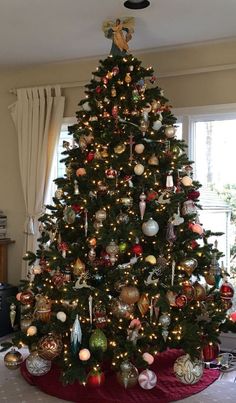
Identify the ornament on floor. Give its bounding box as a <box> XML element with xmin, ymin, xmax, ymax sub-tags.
<box><xmin>4</xmin><ymin>348</ymin><xmax>23</xmax><ymax>370</ymax></box>
<box><xmin>26</xmin><ymin>351</ymin><xmax>51</xmax><ymax>376</ymax></box>
<box><xmin>89</xmin><ymin>329</ymin><xmax>107</xmax><ymax>352</ymax></box>
<box><xmin>159</xmin><ymin>312</ymin><xmax>171</xmax><ymax>341</ymax></box>
<box><xmin>202</xmin><ymin>342</ymin><xmax>219</xmax><ymax>364</ymax></box>
<box><xmin>117</xmin><ymin>360</ymin><xmax>139</xmax><ymax>389</ymax></box>
<box><xmin>174</xmin><ymin>354</ymin><xmax>203</xmax><ymax>384</ymax></box>
<box><xmin>38</xmin><ymin>333</ymin><xmax>63</xmax><ymax>361</ymax></box>
<box><xmin>142</xmin><ymin>218</ymin><xmax>159</xmax><ymax>236</ymax></box>
<box><xmin>138</xmin><ymin>369</ymin><xmax>157</xmax><ymax>389</ymax></box>
<box><xmin>87</xmin><ymin>367</ymin><xmax>105</xmax><ymax>387</ymax></box>
<box><xmin>79</xmin><ymin>348</ymin><xmax>91</xmax><ymax>361</ymax></box>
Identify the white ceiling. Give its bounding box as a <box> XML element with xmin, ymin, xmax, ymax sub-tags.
<box><xmin>1</xmin><ymin>0</ymin><xmax>236</xmax><ymax>67</ymax></box>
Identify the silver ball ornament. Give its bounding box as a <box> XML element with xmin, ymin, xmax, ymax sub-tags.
<box><xmin>142</xmin><ymin>218</ymin><xmax>159</xmax><ymax>236</ymax></box>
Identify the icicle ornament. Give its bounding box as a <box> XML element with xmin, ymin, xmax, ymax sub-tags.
<box><xmin>139</xmin><ymin>192</ymin><xmax>146</xmax><ymax>220</ymax></box>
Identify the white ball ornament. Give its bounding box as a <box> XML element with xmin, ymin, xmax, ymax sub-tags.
<box><xmin>174</xmin><ymin>354</ymin><xmax>203</xmax><ymax>384</ymax></box>
<box><xmin>165</xmin><ymin>125</ymin><xmax>176</xmax><ymax>138</ymax></box>
<box><xmin>134</xmin><ymin>164</ymin><xmax>145</xmax><ymax>176</ymax></box>
<box><xmin>79</xmin><ymin>348</ymin><xmax>91</xmax><ymax>361</ymax></box>
<box><xmin>152</xmin><ymin>120</ymin><xmax>162</xmax><ymax>131</ymax></box>
<box><xmin>142</xmin><ymin>218</ymin><xmax>159</xmax><ymax>236</ymax></box>
<box><xmin>181</xmin><ymin>176</ymin><xmax>193</xmax><ymax>186</ymax></box>
<box><xmin>138</xmin><ymin>369</ymin><xmax>157</xmax><ymax>390</ymax></box>
<box><xmin>56</xmin><ymin>311</ymin><xmax>67</xmax><ymax>322</ymax></box>
<box><xmin>134</xmin><ymin>144</ymin><xmax>145</xmax><ymax>154</ymax></box>
<box><xmin>27</xmin><ymin>325</ymin><xmax>37</xmax><ymax>336</ymax></box>
<box><xmin>142</xmin><ymin>352</ymin><xmax>155</xmax><ymax>365</ymax></box>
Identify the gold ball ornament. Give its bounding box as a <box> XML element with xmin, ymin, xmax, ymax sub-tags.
<box><xmin>181</xmin><ymin>176</ymin><xmax>193</xmax><ymax>186</ymax></box>
<box><xmin>148</xmin><ymin>154</ymin><xmax>159</xmax><ymax>166</ymax></box>
<box><xmin>180</xmin><ymin>258</ymin><xmax>198</xmax><ymax>276</ymax></box>
<box><xmin>4</xmin><ymin>349</ymin><xmax>23</xmax><ymax>370</ymax></box>
<box><xmin>165</xmin><ymin>125</ymin><xmax>176</xmax><ymax>138</ymax></box>
<box><xmin>134</xmin><ymin>163</ymin><xmax>145</xmax><ymax>175</ymax></box>
<box><xmin>38</xmin><ymin>333</ymin><xmax>63</xmax><ymax>361</ymax></box>
<box><xmin>120</xmin><ymin>286</ymin><xmax>140</xmax><ymax>305</ymax></box>
<box><xmin>193</xmin><ymin>282</ymin><xmax>206</xmax><ymax>301</ymax></box>
<box><xmin>117</xmin><ymin>361</ymin><xmax>139</xmax><ymax>389</ymax></box>
<box><xmin>114</xmin><ymin>143</ymin><xmax>126</xmax><ymax>154</ymax></box>
<box><xmin>20</xmin><ymin>316</ymin><xmax>33</xmax><ymax>333</ymax></box>
<box><xmin>27</xmin><ymin>325</ymin><xmax>37</xmax><ymax>336</ymax></box>
<box><xmin>111</xmin><ymin>298</ymin><xmax>134</xmax><ymax>318</ymax></box>
<box><xmin>76</xmin><ymin>167</ymin><xmax>86</xmax><ymax>176</ymax></box>
<box><xmin>145</xmin><ymin>255</ymin><xmax>156</xmax><ymax>265</ymax></box>
<box><xmin>26</xmin><ymin>351</ymin><xmax>51</xmax><ymax>376</ymax></box>
<box><xmin>134</xmin><ymin>143</ymin><xmax>145</xmax><ymax>154</ymax></box>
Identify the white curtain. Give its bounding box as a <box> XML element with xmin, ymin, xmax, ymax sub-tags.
<box><xmin>9</xmin><ymin>85</ymin><xmax>65</xmax><ymax>279</ymax></box>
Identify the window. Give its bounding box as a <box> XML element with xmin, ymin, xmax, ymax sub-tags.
<box><xmin>174</xmin><ymin>104</ymin><xmax>236</xmax><ymax>277</ymax></box>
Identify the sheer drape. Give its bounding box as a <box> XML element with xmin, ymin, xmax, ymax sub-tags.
<box><xmin>9</xmin><ymin>85</ymin><xmax>65</xmax><ymax>279</ymax></box>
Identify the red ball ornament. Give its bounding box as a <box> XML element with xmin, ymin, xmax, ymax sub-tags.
<box><xmin>230</xmin><ymin>311</ymin><xmax>236</xmax><ymax>322</ymax></box>
<box><xmin>189</xmin><ymin>240</ymin><xmax>199</xmax><ymax>249</ymax></box>
<box><xmin>86</xmin><ymin>151</ymin><xmax>95</xmax><ymax>162</ymax></box>
<box><xmin>20</xmin><ymin>290</ymin><xmax>34</xmax><ymax>305</ymax></box>
<box><xmin>175</xmin><ymin>294</ymin><xmax>187</xmax><ymax>308</ymax></box>
<box><xmin>182</xmin><ymin>281</ymin><xmax>194</xmax><ymax>301</ymax></box>
<box><xmin>146</xmin><ymin>191</ymin><xmax>157</xmax><ymax>201</ymax></box>
<box><xmin>220</xmin><ymin>281</ymin><xmax>234</xmax><ymax>300</ymax></box>
<box><xmin>188</xmin><ymin>190</ymin><xmax>200</xmax><ymax>200</ymax></box>
<box><xmin>87</xmin><ymin>369</ymin><xmax>105</xmax><ymax>387</ymax></box>
<box><xmin>131</xmin><ymin>243</ymin><xmax>143</xmax><ymax>256</ymax></box>
<box><xmin>71</xmin><ymin>204</ymin><xmax>81</xmax><ymax>213</ymax></box>
<box><xmin>95</xmin><ymin>86</ymin><xmax>102</xmax><ymax>94</ymax></box>
<box><xmin>202</xmin><ymin>342</ymin><xmax>219</xmax><ymax>363</ymax></box>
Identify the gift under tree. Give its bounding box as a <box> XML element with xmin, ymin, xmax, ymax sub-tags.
<box><xmin>7</xmin><ymin>17</ymin><xmax>236</xmax><ymax>388</ymax></box>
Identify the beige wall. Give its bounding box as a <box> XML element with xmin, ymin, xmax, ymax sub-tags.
<box><xmin>1</xmin><ymin>39</ymin><xmax>236</xmax><ymax>285</ymax></box>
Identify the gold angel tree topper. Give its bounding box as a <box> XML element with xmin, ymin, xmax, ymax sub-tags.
<box><xmin>102</xmin><ymin>17</ymin><xmax>135</xmax><ymax>56</ymax></box>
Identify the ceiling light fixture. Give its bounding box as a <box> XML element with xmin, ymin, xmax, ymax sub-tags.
<box><xmin>124</xmin><ymin>0</ymin><xmax>150</xmax><ymax>10</ymax></box>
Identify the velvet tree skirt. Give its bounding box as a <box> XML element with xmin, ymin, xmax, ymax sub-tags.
<box><xmin>20</xmin><ymin>349</ymin><xmax>220</xmax><ymax>403</ymax></box>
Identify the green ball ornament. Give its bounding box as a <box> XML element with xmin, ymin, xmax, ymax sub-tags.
<box><xmin>89</xmin><ymin>329</ymin><xmax>107</xmax><ymax>353</ymax></box>
<box><xmin>119</xmin><ymin>242</ymin><xmax>128</xmax><ymax>253</ymax></box>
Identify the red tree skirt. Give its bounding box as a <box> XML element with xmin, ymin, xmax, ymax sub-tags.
<box><xmin>20</xmin><ymin>349</ymin><xmax>220</xmax><ymax>403</ymax></box>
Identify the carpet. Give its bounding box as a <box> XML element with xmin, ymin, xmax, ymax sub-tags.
<box><xmin>20</xmin><ymin>349</ymin><xmax>220</xmax><ymax>403</ymax></box>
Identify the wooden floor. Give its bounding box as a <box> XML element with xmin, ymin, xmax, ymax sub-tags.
<box><xmin>1</xmin><ymin>335</ymin><xmax>236</xmax><ymax>402</ymax></box>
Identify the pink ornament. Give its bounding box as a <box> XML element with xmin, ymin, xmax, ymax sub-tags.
<box><xmin>138</xmin><ymin>369</ymin><xmax>157</xmax><ymax>390</ymax></box>
<box><xmin>191</xmin><ymin>223</ymin><xmax>204</xmax><ymax>235</ymax></box>
<box><xmin>142</xmin><ymin>352</ymin><xmax>154</xmax><ymax>365</ymax></box>
<box><xmin>230</xmin><ymin>312</ymin><xmax>236</xmax><ymax>322</ymax></box>
<box><xmin>16</xmin><ymin>292</ymin><xmax>22</xmax><ymax>301</ymax></box>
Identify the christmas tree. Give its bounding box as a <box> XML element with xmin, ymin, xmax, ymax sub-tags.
<box><xmin>6</xmin><ymin>17</ymin><xmax>236</xmax><ymax>388</ymax></box>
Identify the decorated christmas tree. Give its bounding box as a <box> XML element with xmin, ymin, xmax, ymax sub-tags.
<box><xmin>4</xmin><ymin>17</ymin><xmax>236</xmax><ymax>390</ymax></box>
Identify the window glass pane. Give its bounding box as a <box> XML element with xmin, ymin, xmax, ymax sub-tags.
<box><xmin>193</xmin><ymin>119</ymin><xmax>236</xmax><ymax>274</ymax></box>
